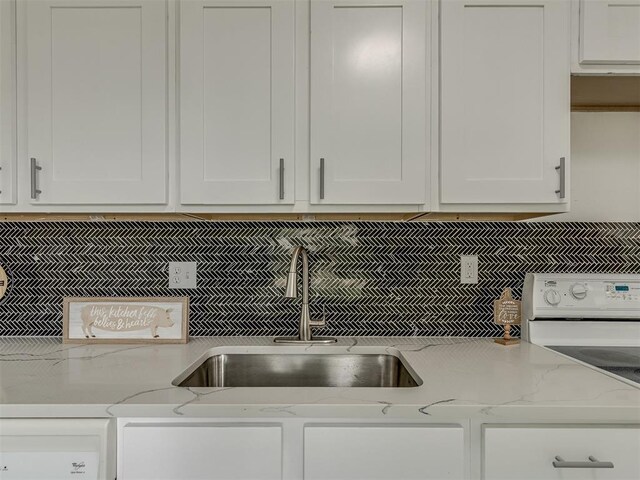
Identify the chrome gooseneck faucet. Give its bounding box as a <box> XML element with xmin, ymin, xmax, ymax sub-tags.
<box><xmin>274</xmin><ymin>246</ymin><xmax>336</xmax><ymax>344</ymax></box>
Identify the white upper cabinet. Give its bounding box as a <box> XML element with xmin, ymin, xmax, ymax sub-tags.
<box><xmin>180</xmin><ymin>0</ymin><xmax>295</xmax><ymax>205</ymax></box>
<box><xmin>4</xmin><ymin>0</ymin><xmax>578</xmax><ymax>212</ymax></box>
<box><xmin>440</xmin><ymin>0</ymin><xmax>570</xmax><ymax>205</ymax></box>
<box><xmin>310</xmin><ymin>0</ymin><xmax>427</xmax><ymax>205</ymax></box>
<box><xmin>25</xmin><ymin>0</ymin><xmax>167</xmax><ymax>205</ymax></box>
<box><xmin>0</xmin><ymin>0</ymin><xmax>15</xmax><ymax>205</ymax></box>
<box><xmin>573</xmin><ymin>0</ymin><xmax>640</xmax><ymax>74</ymax></box>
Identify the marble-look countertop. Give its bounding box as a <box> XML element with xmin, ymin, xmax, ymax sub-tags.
<box><xmin>0</xmin><ymin>337</ymin><xmax>638</xmax><ymax>421</ymax></box>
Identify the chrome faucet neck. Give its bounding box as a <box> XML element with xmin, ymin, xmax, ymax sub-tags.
<box><xmin>286</xmin><ymin>246</ymin><xmax>309</xmax><ymax>306</ymax></box>
<box><xmin>275</xmin><ymin>246</ymin><xmax>336</xmax><ymax>345</ymax></box>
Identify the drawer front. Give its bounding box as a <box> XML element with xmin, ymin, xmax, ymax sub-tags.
<box><xmin>484</xmin><ymin>426</ymin><xmax>640</xmax><ymax>480</ymax></box>
<box><xmin>304</xmin><ymin>425</ymin><xmax>464</xmax><ymax>480</ymax></box>
<box><xmin>120</xmin><ymin>423</ymin><xmax>282</xmax><ymax>480</ymax></box>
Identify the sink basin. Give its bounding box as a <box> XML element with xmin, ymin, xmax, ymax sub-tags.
<box><xmin>173</xmin><ymin>353</ymin><xmax>421</xmax><ymax>388</ymax></box>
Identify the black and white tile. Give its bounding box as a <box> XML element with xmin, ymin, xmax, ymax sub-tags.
<box><xmin>0</xmin><ymin>221</ymin><xmax>639</xmax><ymax>337</ymax></box>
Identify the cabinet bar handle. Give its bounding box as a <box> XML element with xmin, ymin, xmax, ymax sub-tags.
<box><xmin>279</xmin><ymin>158</ymin><xmax>285</xmax><ymax>200</ymax></box>
<box><xmin>555</xmin><ymin>157</ymin><xmax>565</xmax><ymax>199</ymax></box>
<box><xmin>553</xmin><ymin>456</ymin><xmax>613</xmax><ymax>469</ymax></box>
<box><xmin>0</xmin><ymin>165</ymin><xmax>2</xmax><ymax>194</ymax></box>
<box><xmin>30</xmin><ymin>157</ymin><xmax>42</xmax><ymax>200</ymax></box>
<box><xmin>320</xmin><ymin>158</ymin><xmax>325</xmax><ymax>200</ymax></box>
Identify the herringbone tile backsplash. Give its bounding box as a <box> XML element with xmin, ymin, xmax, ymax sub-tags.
<box><xmin>0</xmin><ymin>221</ymin><xmax>638</xmax><ymax>337</ymax></box>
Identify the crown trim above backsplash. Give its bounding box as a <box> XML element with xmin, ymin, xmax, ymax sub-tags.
<box><xmin>0</xmin><ymin>212</ymin><xmax>550</xmax><ymax>222</ymax></box>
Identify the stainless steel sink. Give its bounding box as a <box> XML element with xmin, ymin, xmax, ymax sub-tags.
<box><xmin>173</xmin><ymin>353</ymin><xmax>421</xmax><ymax>388</ymax></box>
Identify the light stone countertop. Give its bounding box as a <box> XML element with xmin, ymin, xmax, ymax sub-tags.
<box><xmin>0</xmin><ymin>337</ymin><xmax>638</xmax><ymax>421</ymax></box>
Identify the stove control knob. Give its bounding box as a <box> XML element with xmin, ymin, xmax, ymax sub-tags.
<box><xmin>570</xmin><ymin>283</ymin><xmax>588</xmax><ymax>300</ymax></box>
<box><xmin>544</xmin><ymin>289</ymin><xmax>561</xmax><ymax>306</ymax></box>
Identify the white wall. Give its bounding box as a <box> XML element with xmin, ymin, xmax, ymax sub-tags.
<box><xmin>546</xmin><ymin>112</ymin><xmax>640</xmax><ymax>222</ymax></box>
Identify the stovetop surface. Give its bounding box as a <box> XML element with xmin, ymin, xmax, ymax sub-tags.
<box><xmin>549</xmin><ymin>346</ymin><xmax>640</xmax><ymax>385</ymax></box>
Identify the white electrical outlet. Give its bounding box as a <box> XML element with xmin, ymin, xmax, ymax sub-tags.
<box><xmin>168</xmin><ymin>262</ymin><xmax>197</xmax><ymax>289</ymax></box>
<box><xmin>460</xmin><ymin>255</ymin><xmax>478</xmax><ymax>284</ymax></box>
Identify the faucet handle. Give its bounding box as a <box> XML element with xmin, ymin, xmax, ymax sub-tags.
<box><xmin>310</xmin><ymin>305</ymin><xmax>326</xmax><ymax>328</ymax></box>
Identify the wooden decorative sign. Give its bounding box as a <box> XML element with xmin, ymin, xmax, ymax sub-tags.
<box><xmin>63</xmin><ymin>297</ymin><xmax>189</xmax><ymax>344</ymax></box>
<box><xmin>0</xmin><ymin>266</ymin><xmax>7</xmax><ymax>301</ymax></box>
<box><xmin>493</xmin><ymin>287</ymin><xmax>521</xmax><ymax>346</ymax></box>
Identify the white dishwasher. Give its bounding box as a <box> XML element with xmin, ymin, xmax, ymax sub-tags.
<box><xmin>0</xmin><ymin>419</ymin><xmax>115</xmax><ymax>480</ymax></box>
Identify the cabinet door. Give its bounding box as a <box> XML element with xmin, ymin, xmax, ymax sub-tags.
<box><xmin>440</xmin><ymin>0</ymin><xmax>570</xmax><ymax>204</ymax></box>
<box><xmin>484</xmin><ymin>426</ymin><xmax>640</xmax><ymax>480</ymax></box>
<box><xmin>26</xmin><ymin>0</ymin><xmax>167</xmax><ymax>205</ymax></box>
<box><xmin>304</xmin><ymin>425</ymin><xmax>464</xmax><ymax>480</ymax></box>
<box><xmin>120</xmin><ymin>423</ymin><xmax>282</xmax><ymax>480</ymax></box>
<box><xmin>0</xmin><ymin>0</ymin><xmax>15</xmax><ymax>205</ymax></box>
<box><xmin>310</xmin><ymin>0</ymin><xmax>427</xmax><ymax>205</ymax></box>
<box><xmin>580</xmin><ymin>0</ymin><xmax>640</xmax><ymax>65</ymax></box>
<box><xmin>180</xmin><ymin>0</ymin><xmax>294</xmax><ymax>205</ymax></box>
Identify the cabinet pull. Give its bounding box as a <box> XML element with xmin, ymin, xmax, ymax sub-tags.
<box><xmin>30</xmin><ymin>158</ymin><xmax>42</xmax><ymax>200</ymax></box>
<box><xmin>552</xmin><ymin>456</ymin><xmax>613</xmax><ymax>469</ymax></box>
<box><xmin>0</xmin><ymin>165</ymin><xmax>2</xmax><ymax>194</ymax></box>
<box><xmin>555</xmin><ymin>157</ymin><xmax>565</xmax><ymax>199</ymax></box>
<box><xmin>279</xmin><ymin>158</ymin><xmax>285</xmax><ymax>200</ymax></box>
<box><xmin>320</xmin><ymin>158</ymin><xmax>325</xmax><ymax>200</ymax></box>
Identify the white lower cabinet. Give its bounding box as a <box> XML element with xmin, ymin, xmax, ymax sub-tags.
<box><xmin>304</xmin><ymin>425</ymin><xmax>465</xmax><ymax>480</ymax></box>
<box><xmin>118</xmin><ymin>419</ymin><xmax>464</xmax><ymax>480</ymax></box>
<box><xmin>483</xmin><ymin>425</ymin><xmax>640</xmax><ymax>480</ymax></box>
<box><xmin>118</xmin><ymin>420</ymin><xmax>640</xmax><ymax>480</ymax></box>
<box><xmin>119</xmin><ymin>422</ymin><xmax>282</xmax><ymax>480</ymax></box>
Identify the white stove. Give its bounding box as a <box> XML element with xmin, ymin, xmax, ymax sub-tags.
<box><xmin>522</xmin><ymin>273</ymin><xmax>640</xmax><ymax>386</ymax></box>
